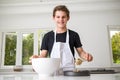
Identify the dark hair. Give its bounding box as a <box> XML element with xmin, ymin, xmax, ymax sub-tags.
<box><xmin>53</xmin><ymin>5</ymin><xmax>70</xmax><ymax>18</ymax></box>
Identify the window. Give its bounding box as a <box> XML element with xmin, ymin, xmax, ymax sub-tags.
<box><xmin>1</xmin><ymin>28</ymin><xmax>51</xmax><ymax>69</ymax></box>
<box><xmin>108</xmin><ymin>25</ymin><xmax>120</xmax><ymax>67</ymax></box>
<box><xmin>4</xmin><ymin>32</ymin><xmax>17</xmax><ymax>66</ymax></box>
<box><xmin>22</xmin><ymin>33</ymin><xmax>34</xmax><ymax>65</ymax></box>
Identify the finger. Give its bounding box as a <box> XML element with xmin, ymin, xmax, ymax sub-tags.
<box><xmin>29</xmin><ymin>55</ymin><xmax>35</xmax><ymax>59</ymax></box>
<box><xmin>30</xmin><ymin>55</ymin><xmax>39</xmax><ymax>59</ymax></box>
<box><xmin>88</xmin><ymin>54</ymin><xmax>93</xmax><ymax>62</ymax></box>
<box><xmin>29</xmin><ymin>56</ymin><xmax>33</xmax><ymax>60</ymax></box>
<box><xmin>85</xmin><ymin>53</ymin><xmax>89</xmax><ymax>61</ymax></box>
<box><xmin>29</xmin><ymin>60</ymin><xmax>32</xmax><ymax>64</ymax></box>
<box><xmin>90</xmin><ymin>54</ymin><xmax>93</xmax><ymax>61</ymax></box>
<box><xmin>88</xmin><ymin>54</ymin><xmax>91</xmax><ymax>62</ymax></box>
<box><xmin>29</xmin><ymin>55</ymin><xmax>39</xmax><ymax>64</ymax></box>
<box><xmin>86</xmin><ymin>53</ymin><xmax>91</xmax><ymax>62</ymax></box>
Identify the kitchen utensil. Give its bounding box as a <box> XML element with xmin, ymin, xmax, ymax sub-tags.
<box><xmin>32</xmin><ymin>58</ymin><xmax>60</xmax><ymax>77</ymax></box>
<box><xmin>64</xmin><ymin>70</ymin><xmax>90</xmax><ymax>76</ymax></box>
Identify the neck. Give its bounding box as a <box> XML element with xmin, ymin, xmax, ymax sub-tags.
<box><xmin>56</xmin><ymin>27</ymin><xmax>67</xmax><ymax>33</ymax></box>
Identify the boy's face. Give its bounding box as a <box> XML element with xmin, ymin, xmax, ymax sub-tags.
<box><xmin>53</xmin><ymin>11</ymin><xmax>69</xmax><ymax>28</ymax></box>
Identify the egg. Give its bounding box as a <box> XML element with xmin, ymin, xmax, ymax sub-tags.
<box><xmin>75</xmin><ymin>58</ymin><xmax>83</xmax><ymax>65</ymax></box>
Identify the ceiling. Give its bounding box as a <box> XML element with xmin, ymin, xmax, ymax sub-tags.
<box><xmin>0</xmin><ymin>0</ymin><xmax>115</xmax><ymax>4</ymax></box>
<box><xmin>0</xmin><ymin>0</ymin><xmax>72</xmax><ymax>4</ymax></box>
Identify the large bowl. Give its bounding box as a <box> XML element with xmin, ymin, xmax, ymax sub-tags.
<box><xmin>32</xmin><ymin>58</ymin><xmax>60</xmax><ymax>76</ymax></box>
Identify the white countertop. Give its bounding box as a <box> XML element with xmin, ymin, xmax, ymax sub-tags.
<box><xmin>0</xmin><ymin>73</ymin><xmax>120</xmax><ymax>80</ymax></box>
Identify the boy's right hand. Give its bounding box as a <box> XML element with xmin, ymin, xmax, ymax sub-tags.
<box><xmin>29</xmin><ymin>55</ymin><xmax>40</xmax><ymax>64</ymax></box>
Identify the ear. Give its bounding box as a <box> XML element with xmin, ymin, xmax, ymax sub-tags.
<box><xmin>67</xmin><ymin>17</ymin><xmax>70</xmax><ymax>21</ymax></box>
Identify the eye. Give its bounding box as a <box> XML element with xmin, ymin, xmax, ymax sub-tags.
<box><xmin>56</xmin><ymin>16</ymin><xmax>60</xmax><ymax>18</ymax></box>
<box><xmin>62</xmin><ymin>16</ymin><xmax>65</xmax><ymax>18</ymax></box>
<box><xmin>62</xmin><ymin>16</ymin><xmax>67</xmax><ymax>19</ymax></box>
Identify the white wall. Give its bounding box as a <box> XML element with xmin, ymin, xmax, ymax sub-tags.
<box><xmin>73</xmin><ymin>11</ymin><xmax>120</xmax><ymax>68</ymax></box>
<box><xmin>0</xmin><ymin>0</ymin><xmax>120</xmax><ymax>68</ymax></box>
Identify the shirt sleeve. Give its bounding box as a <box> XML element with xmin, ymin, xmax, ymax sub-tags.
<box><xmin>74</xmin><ymin>32</ymin><xmax>82</xmax><ymax>48</ymax></box>
<box><xmin>40</xmin><ymin>33</ymin><xmax>48</xmax><ymax>50</ymax></box>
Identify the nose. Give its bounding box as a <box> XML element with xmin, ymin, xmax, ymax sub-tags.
<box><xmin>59</xmin><ymin>17</ymin><xmax>64</xmax><ymax>21</ymax></box>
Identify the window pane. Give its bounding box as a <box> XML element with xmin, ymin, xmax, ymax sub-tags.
<box><xmin>4</xmin><ymin>33</ymin><xmax>17</xmax><ymax>65</ymax></box>
<box><xmin>110</xmin><ymin>31</ymin><xmax>120</xmax><ymax>64</ymax></box>
<box><xmin>22</xmin><ymin>33</ymin><xmax>33</xmax><ymax>65</ymax></box>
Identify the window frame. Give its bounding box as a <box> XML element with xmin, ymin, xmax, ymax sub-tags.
<box><xmin>108</xmin><ymin>25</ymin><xmax>120</xmax><ymax>67</ymax></box>
<box><xmin>0</xmin><ymin>28</ymin><xmax>52</xmax><ymax>69</ymax></box>
<box><xmin>1</xmin><ymin>32</ymin><xmax>17</xmax><ymax>68</ymax></box>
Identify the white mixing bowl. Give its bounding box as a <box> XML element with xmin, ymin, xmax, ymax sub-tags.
<box><xmin>32</xmin><ymin>58</ymin><xmax>60</xmax><ymax>76</ymax></box>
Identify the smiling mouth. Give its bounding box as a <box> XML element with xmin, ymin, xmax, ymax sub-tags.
<box><xmin>58</xmin><ymin>22</ymin><xmax>64</xmax><ymax>24</ymax></box>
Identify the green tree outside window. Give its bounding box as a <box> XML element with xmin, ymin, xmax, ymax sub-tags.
<box><xmin>111</xmin><ymin>31</ymin><xmax>120</xmax><ymax>64</ymax></box>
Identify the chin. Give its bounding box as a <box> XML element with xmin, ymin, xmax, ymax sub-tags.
<box><xmin>58</xmin><ymin>25</ymin><xmax>66</xmax><ymax>28</ymax></box>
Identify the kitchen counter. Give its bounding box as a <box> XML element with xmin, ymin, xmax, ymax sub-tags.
<box><xmin>0</xmin><ymin>73</ymin><xmax>120</xmax><ymax>80</ymax></box>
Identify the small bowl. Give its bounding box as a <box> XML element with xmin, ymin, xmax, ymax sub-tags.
<box><xmin>32</xmin><ymin>58</ymin><xmax>60</xmax><ymax>77</ymax></box>
<box><xmin>13</xmin><ymin>65</ymin><xmax>23</xmax><ymax>72</ymax></box>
